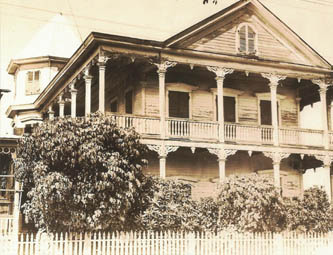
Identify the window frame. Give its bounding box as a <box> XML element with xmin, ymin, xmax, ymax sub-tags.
<box><xmin>166</xmin><ymin>83</ymin><xmax>198</xmax><ymax>119</ymax></box>
<box><xmin>255</xmin><ymin>92</ymin><xmax>285</xmax><ymax>126</ymax></box>
<box><xmin>124</xmin><ymin>89</ymin><xmax>133</xmax><ymax>114</ymax></box>
<box><xmin>211</xmin><ymin>88</ymin><xmax>243</xmax><ymax>123</ymax></box>
<box><xmin>236</xmin><ymin>23</ymin><xmax>259</xmax><ymax>56</ymax></box>
<box><xmin>25</xmin><ymin>70</ymin><xmax>41</xmax><ymax>95</ymax></box>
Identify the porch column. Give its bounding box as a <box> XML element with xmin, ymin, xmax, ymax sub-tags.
<box><xmin>70</xmin><ymin>81</ymin><xmax>77</xmax><ymax>118</ymax></box>
<box><xmin>321</xmin><ymin>155</ymin><xmax>332</xmax><ymax>201</ymax></box>
<box><xmin>312</xmin><ymin>79</ymin><xmax>329</xmax><ymax>149</ymax></box>
<box><xmin>147</xmin><ymin>144</ymin><xmax>179</xmax><ymax>179</ymax></box>
<box><xmin>48</xmin><ymin>105</ymin><xmax>54</xmax><ymax>120</ymax></box>
<box><xmin>98</xmin><ymin>55</ymin><xmax>108</xmax><ymax>113</ymax></box>
<box><xmin>261</xmin><ymin>73</ymin><xmax>286</xmax><ymax>146</ymax></box>
<box><xmin>156</xmin><ymin>61</ymin><xmax>177</xmax><ymax>139</ymax></box>
<box><xmin>263</xmin><ymin>152</ymin><xmax>290</xmax><ymax>189</ymax></box>
<box><xmin>58</xmin><ymin>93</ymin><xmax>65</xmax><ymax>118</ymax></box>
<box><xmin>84</xmin><ymin>75</ymin><xmax>93</xmax><ymax>116</ymax></box>
<box><xmin>208</xmin><ymin>148</ymin><xmax>237</xmax><ymax>182</ymax></box>
<box><xmin>207</xmin><ymin>67</ymin><xmax>234</xmax><ymax>143</ymax></box>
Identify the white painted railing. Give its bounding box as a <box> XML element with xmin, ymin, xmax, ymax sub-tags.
<box><xmin>1</xmin><ymin>231</ymin><xmax>333</xmax><ymax>255</ymax></box>
<box><xmin>107</xmin><ymin>114</ymin><xmax>329</xmax><ymax>148</ymax></box>
<box><xmin>225</xmin><ymin>123</ymin><xmax>274</xmax><ymax>144</ymax></box>
<box><xmin>279</xmin><ymin>127</ymin><xmax>324</xmax><ymax>147</ymax></box>
<box><xmin>166</xmin><ymin>119</ymin><xmax>218</xmax><ymax>140</ymax></box>
<box><xmin>109</xmin><ymin>115</ymin><xmax>160</xmax><ymax>135</ymax></box>
<box><xmin>0</xmin><ymin>217</ymin><xmax>14</xmax><ymax>234</ymax></box>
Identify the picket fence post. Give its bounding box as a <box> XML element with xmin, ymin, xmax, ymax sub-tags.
<box><xmin>274</xmin><ymin>233</ymin><xmax>283</xmax><ymax>255</ymax></box>
<box><xmin>84</xmin><ymin>232</ymin><xmax>92</xmax><ymax>255</ymax></box>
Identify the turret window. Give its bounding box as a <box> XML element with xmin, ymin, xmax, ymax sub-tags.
<box><xmin>237</xmin><ymin>24</ymin><xmax>257</xmax><ymax>55</ymax></box>
<box><xmin>25</xmin><ymin>70</ymin><xmax>40</xmax><ymax>95</ymax></box>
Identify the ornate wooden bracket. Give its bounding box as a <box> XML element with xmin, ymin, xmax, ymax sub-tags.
<box><xmin>262</xmin><ymin>152</ymin><xmax>290</xmax><ymax>164</ymax></box>
<box><xmin>207</xmin><ymin>148</ymin><xmax>237</xmax><ymax>161</ymax></box>
<box><xmin>147</xmin><ymin>144</ymin><xmax>179</xmax><ymax>158</ymax></box>
<box><xmin>261</xmin><ymin>73</ymin><xmax>286</xmax><ymax>87</ymax></box>
<box><xmin>154</xmin><ymin>61</ymin><xmax>177</xmax><ymax>75</ymax></box>
<box><xmin>207</xmin><ymin>66</ymin><xmax>234</xmax><ymax>79</ymax></box>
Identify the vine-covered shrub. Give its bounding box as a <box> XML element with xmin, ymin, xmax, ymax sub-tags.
<box><xmin>285</xmin><ymin>186</ymin><xmax>333</xmax><ymax>232</ymax></box>
<box><xmin>217</xmin><ymin>174</ymin><xmax>287</xmax><ymax>232</ymax></box>
<box><xmin>138</xmin><ymin>177</ymin><xmax>196</xmax><ymax>231</ymax></box>
<box><xmin>15</xmin><ymin>113</ymin><xmax>148</xmax><ymax>232</ymax></box>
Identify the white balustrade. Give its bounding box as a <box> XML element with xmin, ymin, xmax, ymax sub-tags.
<box><xmin>279</xmin><ymin>128</ymin><xmax>324</xmax><ymax>147</ymax></box>
<box><xmin>224</xmin><ymin>123</ymin><xmax>274</xmax><ymax>144</ymax></box>
<box><xmin>166</xmin><ymin>119</ymin><xmax>218</xmax><ymax>140</ymax></box>
<box><xmin>109</xmin><ymin>114</ymin><xmax>160</xmax><ymax>135</ymax></box>
<box><xmin>106</xmin><ymin>113</ymin><xmax>327</xmax><ymax>148</ymax></box>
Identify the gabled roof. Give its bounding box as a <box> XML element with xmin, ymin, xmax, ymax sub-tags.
<box><xmin>164</xmin><ymin>0</ymin><xmax>331</xmax><ymax>69</ymax></box>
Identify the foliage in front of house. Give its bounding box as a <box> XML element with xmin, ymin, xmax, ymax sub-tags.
<box><xmin>15</xmin><ymin>113</ymin><xmax>148</xmax><ymax>232</ymax></box>
<box><xmin>217</xmin><ymin>174</ymin><xmax>287</xmax><ymax>232</ymax></box>
<box><xmin>15</xmin><ymin>114</ymin><xmax>333</xmax><ymax>233</ymax></box>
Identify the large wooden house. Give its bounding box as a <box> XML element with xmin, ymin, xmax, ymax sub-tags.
<box><xmin>6</xmin><ymin>0</ymin><xmax>333</xmax><ymax>200</ymax></box>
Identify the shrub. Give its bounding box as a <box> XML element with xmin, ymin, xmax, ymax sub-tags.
<box><xmin>15</xmin><ymin>113</ymin><xmax>148</xmax><ymax>232</ymax></box>
<box><xmin>217</xmin><ymin>174</ymin><xmax>287</xmax><ymax>232</ymax></box>
<box><xmin>285</xmin><ymin>186</ymin><xmax>333</xmax><ymax>232</ymax></box>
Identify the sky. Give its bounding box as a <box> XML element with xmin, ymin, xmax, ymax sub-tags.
<box><xmin>1</xmin><ymin>0</ymin><xmax>333</xmax><ymax>134</ymax></box>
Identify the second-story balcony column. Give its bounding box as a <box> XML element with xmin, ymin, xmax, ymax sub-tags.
<box><xmin>207</xmin><ymin>67</ymin><xmax>234</xmax><ymax>142</ymax></box>
<box><xmin>261</xmin><ymin>73</ymin><xmax>286</xmax><ymax>146</ymax></box>
<box><xmin>98</xmin><ymin>55</ymin><xmax>108</xmax><ymax>113</ymax></box>
<box><xmin>155</xmin><ymin>61</ymin><xmax>177</xmax><ymax>139</ymax></box>
<box><xmin>58</xmin><ymin>93</ymin><xmax>65</xmax><ymax>118</ymax></box>
<box><xmin>84</xmin><ymin>66</ymin><xmax>93</xmax><ymax>116</ymax></box>
<box><xmin>312</xmin><ymin>79</ymin><xmax>330</xmax><ymax>149</ymax></box>
<box><xmin>70</xmin><ymin>80</ymin><xmax>77</xmax><ymax>118</ymax></box>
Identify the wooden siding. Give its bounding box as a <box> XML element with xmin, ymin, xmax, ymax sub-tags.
<box><xmin>144</xmin><ymin>87</ymin><xmax>160</xmax><ymax>116</ymax></box>
<box><xmin>238</xmin><ymin>94</ymin><xmax>258</xmax><ymax>124</ymax></box>
<box><xmin>188</xmin><ymin>14</ymin><xmax>305</xmax><ymax>65</ymax></box>
<box><xmin>192</xmin><ymin>90</ymin><xmax>214</xmax><ymax>121</ymax></box>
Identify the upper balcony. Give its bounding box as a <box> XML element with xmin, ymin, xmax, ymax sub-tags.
<box><xmin>108</xmin><ymin>114</ymin><xmax>329</xmax><ymax>149</ymax></box>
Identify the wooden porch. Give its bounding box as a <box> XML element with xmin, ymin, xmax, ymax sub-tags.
<box><xmin>108</xmin><ymin>114</ymin><xmax>328</xmax><ymax>148</ymax></box>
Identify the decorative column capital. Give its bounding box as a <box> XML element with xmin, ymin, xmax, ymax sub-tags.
<box><xmin>97</xmin><ymin>54</ymin><xmax>109</xmax><ymax>67</ymax></box>
<box><xmin>312</xmin><ymin>79</ymin><xmax>330</xmax><ymax>94</ymax></box>
<box><xmin>155</xmin><ymin>61</ymin><xmax>177</xmax><ymax>76</ymax></box>
<box><xmin>263</xmin><ymin>151</ymin><xmax>290</xmax><ymax>164</ymax></box>
<box><xmin>147</xmin><ymin>144</ymin><xmax>179</xmax><ymax>158</ymax></box>
<box><xmin>84</xmin><ymin>75</ymin><xmax>93</xmax><ymax>81</ymax></box>
<box><xmin>69</xmin><ymin>79</ymin><xmax>77</xmax><ymax>91</ymax></box>
<box><xmin>261</xmin><ymin>73</ymin><xmax>286</xmax><ymax>87</ymax></box>
<box><xmin>313</xmin><ymin>154</ymin><xmax>332</xmax><ymax>167</ymax></box>
<box><xmin>207</xmin><ymin>66</ymin><xmax>234</xmax><ymax>80</ymax></box>
<box><xmin>208</xmin><ymin>148</ymin><xmax>237</xmax><ymax>161</ymax></box>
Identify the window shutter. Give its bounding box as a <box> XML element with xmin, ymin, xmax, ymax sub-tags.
<box><xmin>33</xmin><ymin>71</ymin><xmax>40</xmax><ymax>94</ymax></box>
<box><xmin>248</xmin><ymin>27</ymin><xmax>256</xmax><ymax>53</ymax></box>
<box><xmin>239</xmin><ymin>26</ymin><xmax>246</xmax><ymax>52</ymax></box>
<box><xmin>25</xmin><ymin>71</ymin><xmax>33</xmax><ymax>95</ymax></box>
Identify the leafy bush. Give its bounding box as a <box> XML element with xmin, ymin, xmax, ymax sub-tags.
<box><xmin>285</xmin><ymin>186</ymin><xmax>333</xmax><ymax>232</ymax></box>
<box><xmin>217</xmin><ymin>174</ymin><xmax>287</xmax><ymax>232</ymax></box>
<box><xmin>15</xmin><ymin>113</ymin><xmax>148</xmax><ymax>232</ymax></box>
<box><xmin>138</xmin><ymin>177</ymin><xmax>196</xmax><ymax>231</ymax></box>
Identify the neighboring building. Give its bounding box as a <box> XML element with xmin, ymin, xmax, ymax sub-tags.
<box><xmin>0</xmin><ymin>89</ymin><xmax>19</xmax><ymax>233</ymax></box>
<box><xmin>5</xmin><ymin>0</ymin><xmax>333</xmax><ymax>200</ymax></box>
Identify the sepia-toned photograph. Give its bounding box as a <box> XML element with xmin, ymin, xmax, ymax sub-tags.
<box><xmin>1</xmin><ymin>0</ymin><xmax>333</xmax><ymax>254</ymax></box>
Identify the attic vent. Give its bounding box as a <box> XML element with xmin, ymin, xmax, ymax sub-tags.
<box><xmin>237</xmin><ymin>23</ymin><xmax>257</xmax><ymax>55</ymax></box>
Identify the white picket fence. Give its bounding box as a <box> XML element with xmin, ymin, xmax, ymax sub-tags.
<box><xmin>1</xmin><ymin>231</ymin><xmax>333</xmax><ymax>255</ymax></box>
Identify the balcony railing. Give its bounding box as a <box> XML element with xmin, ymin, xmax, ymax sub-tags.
<box><xmin>108</xmin><ymin>114</ymin><xmax>327</xmax><ymax>148</ymax></box>
<box><xmin>279</xmin><ymin>127</ymin><xmax>324</xmax><ymax>147</ymax></box>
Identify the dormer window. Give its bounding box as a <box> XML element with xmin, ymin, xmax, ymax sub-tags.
<box><xmin>237</xmin><ymin>24</ymin><xmax>257</xmax><ymax>55</ymax></box>
<box><xmin>25</xmin><ymin>70</ymin><xmax>40</xmax><ymax>95</ymax></box>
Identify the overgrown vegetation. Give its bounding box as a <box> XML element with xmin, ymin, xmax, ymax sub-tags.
<box><xmin>15</xmin><ymin>114</ymin><xmax>333</xmax><ymax>233</ymax></box>
<box><xmin>15</xmin><ymin>113</ymin><xmax>148</xmax><ymax>232</ymax></box>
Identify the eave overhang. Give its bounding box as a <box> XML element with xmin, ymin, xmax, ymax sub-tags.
<box><xmin>7</xmin><ymin>56</ymin><xmax>69</xmax><ymax>75</ymax></box>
